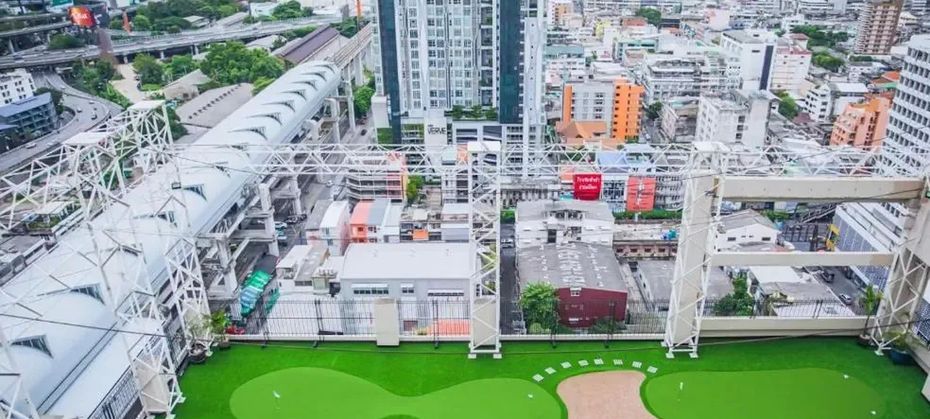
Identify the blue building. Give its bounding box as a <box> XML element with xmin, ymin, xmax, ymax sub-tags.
<box><xmin>0</xmin><ymin>92</ymin><xmax>57</xmax><ymax>152</ymax></box>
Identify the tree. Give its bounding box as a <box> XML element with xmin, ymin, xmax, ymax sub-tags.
<box><xmin>635</xmin><ymin>7</ymin><xmax>662</xmax><ymax>26</ymax></box>
<box><xmin>405</xmin><ymin>175</ymin><xmax>424</xmax><ymax>203</ymax></box>
<box><xmin>199</xmin><ymin>42</ymin><xmax>285</xmax><ymax>85</ymax></box>
<box><xmin>272</xmin><ymin>1</ymin><xmax>310</xmax><ymax>20</ymax></box>
<box><xmin>713</xmin><ymin>274</ymin><xmax>755</xmax><ymax>316</ymax></box>
<box><xmin>776</xmin><ymin>91</ymin><xmax>799</xmax><ymax>120</ymax></box>
<box><xmin>483</xmin><ymin>107</ymin><xmax>498</xmax><ymax>121</ymax></box>
<box><xmin>165</xmin><ymin>54</ymin><xmax>197</xmax><ymax>80</ymax></box>
<box><xmin>252</xmin><ymin>76</ymin><xmax>274</xmax><ymax>94</ymax></box>
<box><xmin>109</xmin><ymin>19</ymin><xmax>125</xmax><ymax>30</ymax></box>
<box><xmin>132</xmin><ymin>14</ymin><xmax>152</xmax><ymax>31</ymax></box>
<box><xmin>48</xmin><ymin>34</ymin><xmax>85</xmax><ymax>50</ymax></box>
<box><xmin>133</xmin><ymin>53</ymin><xmax>165</xmax><ymax>86</ymax></box>
<box><xmin>353</xmin><ymin>85</ymin><xmax>374</xmax><ymax>116</ymax></box>
<box><xmin>450</xmin><ymin>105</ymin><xmax>464</xmax><ymax>120</ymax></box>
<box><xmin>166</xmin><ymin>106</ymin><xmax>187</xmax><ymax>139</ymax></box>
<box><xmin>376</xmin><ymin>128</ymin><xmax>393</xmax><ymax>145</ymax></box>
<box><xmin>859</xmin><ymin>286</ymin><xmax>882</xmax><ymax>337</ymax></box>
<box><xmin>34</xmin><ymin>88</ymin><xmax>63</xmax><ymax>114</ymax></box>
<box><xmin>520</xmin><ymin>282</ymin><xmax>559</xmax><ymax>332</ymax></box>
<box><xmin>812</xmin><ymin>52</ymin><xmax>844</xmax><ymax>72</ymax></box>
<box><xmin>645</xmin><ymin>102</ymin><xmax>662</xmax><ymax>120</ymax></box>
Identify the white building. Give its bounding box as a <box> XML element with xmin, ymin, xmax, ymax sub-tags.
<box><xmin>0</xmin><ymin>69</ymin><xmax>35</xmax><ymax>105</ymax></box>
<box><xmin>314</xmin><ymin>200</ymin><xmax>351</xmax><ymax>256</ymax></box>
<box><xmin>696</xmin><ymin>90</ymin><xmax>775</xmax><ymax>148</ymax></box>
<box><xmin>515</xmin><ymin>200</ymin><xmax>615</xmax><ymax>248</ymax></box>
<box><xmin>639</xmin><ymin>53</ymin><xmax>741</xmax><ymax>104</ymax></box>
<box><xmin>440</xmin><ymin>203</ymin><xmax>470</xmax><ymax>242</ymax></box>
<box><xmin>715</xmin><ymin>210</ymin><xmax>781</xmax><ymax>251</ymax></box>
<box><xmin>800</xmin><ymin>82</ymin><xmax>869</xmax><ymax>122</ymax></box>
<box><xmin>544</xmin><ymin>45</ymin><xmax>587</xmax><ymax>86</ymax></box>
<box><xmin>719</xmin><ymin>30</ymin><xmax>778</xmax><ymax>91</ymax></box>
<box><xmin>771</xmin><ymin>38</ymin><xmax>813</xmax><ymax>95</ymax></box>
<box><xmin>372</xmin><ymin>0</ymin><xmax>545</xmax><ymax>166</ymax></box>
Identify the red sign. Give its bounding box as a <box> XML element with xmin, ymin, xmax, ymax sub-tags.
<box><xmin>573</xmin><ymin>173</ymin><xmax>602</xmax><ymax>200</ymax></box>
<box><xmin>626</xmin><ymin>177</ymin><xmax>656</xmax><ymax>212</ymax></box>
<box><xmin>68</xmin><ymin>6</ymin><xmax>96</xmax><ymax>28</ymax></box>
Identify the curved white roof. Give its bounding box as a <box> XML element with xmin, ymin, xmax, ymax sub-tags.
<box><xmin>0</xmin><ymin>61</ymin><xmax>341</xmax><ymax>414</ymax></box>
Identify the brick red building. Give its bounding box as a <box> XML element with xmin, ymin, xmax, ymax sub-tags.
<box><xmin>516</xmin><ymin>242</ymin><xmax>628</xmax><ymax>329</ymax></box>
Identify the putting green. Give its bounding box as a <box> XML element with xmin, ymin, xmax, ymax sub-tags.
<box><xmin>643</xmin><ymin>368</ymin><xmax>884</xmax><ymax>419</ymax></box>
<box><xmin>228</xmin><ymin>367</ymin><xmax>560</xmax><ymax>419</ymax></box>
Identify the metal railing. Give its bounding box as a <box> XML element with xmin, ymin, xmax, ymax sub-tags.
<box><xmin>703</xmin><ymin>297</ymin><xmax>868</xmax><ymax>318</ymax></box>
<box><xmin>89</xmin><ymin>369</ymin><xmax>143</xmax><ymax>419</ymax></box>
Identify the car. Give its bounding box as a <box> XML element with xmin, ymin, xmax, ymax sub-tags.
<box><xmin>274</xmin><ymin>221</ymin><xmax>287</xmax><ymax>231</ymax></box>
<box><xmin>76</xmin><ymin>108</ymin><xmax>83</xmax><ymax>113</ymax></box>
<box><xmin>285</xmin><ymin>215</ymin><xmax>301</xmax><ymax>224</ymax></box>
<box><xmin>24</xmin><ymin>143</ymin><xmax>36</xmax><ymax>149</ymax></box>
<box><xmin>839</xmin><ymin>294</ymin><xmax>853</xmax><ymax>305</ymax></box>
<box><xmin>91</xmin><ymin>114</ymin><xmax>98</xmax><ymax>120</ymax></box>
<box><xmin>325</xmin><ymin>180</ymin><xmax>334</xmax><ymax>187</ymax></box>
<box><xmin>501</xmin><ymin>238</ymin><xmax>514</xmax><ymax>248</ymax></box>
<box><xmin>360</xmin><ymin>129</ymin><xmax>367</xmax><ymax>136</ymax></box>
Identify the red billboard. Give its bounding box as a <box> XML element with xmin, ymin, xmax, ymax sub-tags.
<box><xmin>573</xmin><ymin>173</ymin><xmax>602</xmax><ymax>201</ymax></box>
<box><xmin>626</xmin><ymin>176</ymin><xmax>656</xmax><ymax>212</ymax></box>
<box><xmin>68</xmin><ymin>6</ymin><xmax>96</xmax><ymax>28</ymax></box>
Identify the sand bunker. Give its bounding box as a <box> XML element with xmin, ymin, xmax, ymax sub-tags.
<box><xmin>556</xmin><ymin>371</ymin><xmax>654</xmax><ymax>419</ymax></box>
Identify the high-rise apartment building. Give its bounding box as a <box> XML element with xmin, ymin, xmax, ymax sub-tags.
<box><xmin>719</xmin><ymin>30</ymin><xmax>778</xmax><ymax>92</ymax></box>
<box><xmin>371</xmin><ymin>0</ymin><xmax>545</xmax><ymax>169</ymax></box>
<box><xmin>770</xmin><ymin>35</ymin><xmax>812</xmax><ymax>95</ymax></box>
<box><xmin>828</xmin><ymin>95</ymin><xmax>892</xmax><ymax>149</ymax></box>
<box><xmin>695</xmin><ymin>90</ymin><xmax>774</xmax><ymax>148</ymax></box>
<box><xmin>639</xmin><ymin>53</ymin><xmax>741</xmax><ymax>104</ymax></box>
<box><xmin>854</xmin><ymin>0</ymin><xmax>903</xmax><ymax>55</ymax></box>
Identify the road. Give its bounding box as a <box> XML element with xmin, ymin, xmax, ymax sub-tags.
<box><xmin>0</xmin><ymin>73</ymin><xmax>122</xmax><ymax>174</ymax></box>
<box><xmin>499</xmin><ymin>223</ymin><xmax>520</xmax><ymax>334</ymax></box>
<box><xmin>0</xmin><ymin>16</ymin><xmax>343</xmax><ymax>70</ymax></box>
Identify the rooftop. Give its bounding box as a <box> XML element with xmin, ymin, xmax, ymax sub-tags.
<box><xmin>719</xmin><ymin>210</ymin><xmax>778</xmax><ymax>232</ymax></box>
<box><xmin>516</xmin><ymin>243</ymin><xmax>626</xmax><ymax>292</ymax></box>
<box><xmin>338</xmin><ymin>242</ymin><xmax>474</xmax><ymax>281</ymax></box>
<box><xmin>516</xmin><ymin>200</ymin><xmax>614</xmax><ymax>223</ymax></box>
<box><xmin>0</xmin><ymin>92</ymin><xmax>51</xmax><ymax>117</ymax></box>
<box><xmin>637</xmin><ymin>260</ymin><xmax>732</xmax><ymax>302</ymax></box>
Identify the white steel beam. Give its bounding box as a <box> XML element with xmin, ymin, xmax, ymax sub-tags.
<box><xmin>721</xmin><ymin>177</ymin><xmax>924</xmax><ymax>202</ymax></box>
<box><xmin>710</xmin><ymin>251</ymin><xmax>896</xmax><ymax>267</ymax></box>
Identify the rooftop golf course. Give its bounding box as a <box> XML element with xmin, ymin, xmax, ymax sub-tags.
<box><xmin>175</xmin><ymin>338</ymin><xmax>930</xmax><ymax>419</ymax></box>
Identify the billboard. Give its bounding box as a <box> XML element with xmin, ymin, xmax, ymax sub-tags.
<box><xmin>626</xmin><ymin>177</ymin><xmax>657</xmax><ymax>212</ymax></box>
<box><xmin>573</xmin><ymin>173</ymin><xmax>602</xmax><ymax>201</ymax></box>
<box><xmin>68</xmin><ymin>6</ymin><xmax>96</xmax><ymax>28</ymax></box>
<box><xmin>49</xmin><ymin>0</ymin><xmax>74</xmax><ymax>13</ymax></box>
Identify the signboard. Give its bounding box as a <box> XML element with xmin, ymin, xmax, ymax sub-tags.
<box><xmin>68</xmin><ymin>6</ymin><xmax>96</xmax><ymax>28</ymax></box>
<box><xmin>48</xmin><ymin>0</ymin><xmax>74</xmax><ymax>13</ymax></box>
<box><xmin>626</xmin><ymin>176</ymin><xmax>656</xmax><ymax>212</ymax></box>
<box><xmin>573</xmin><ymin>173</ymin><xmax>602</xmax><ymax>201</ymax></box>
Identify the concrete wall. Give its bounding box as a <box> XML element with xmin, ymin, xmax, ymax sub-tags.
<box><xmin>701</xmin><ymin>316</ymin><xmax>866</xmax><ymax>337</ymax></box>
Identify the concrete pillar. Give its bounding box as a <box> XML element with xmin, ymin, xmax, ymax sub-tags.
<box><xmin>344</xmin><ymin>81</ymin><xmax>356</xmax><ymax>132</ymax></box>
<box><xmin>7</xmin><ymin>39</ymin><xmax>14</xmax><ymax>53</ymax></box>
<box><xmin>288</xmin><ymin>176</ymin><xmax>302</xmax><ymax>216</ymax></box>
<box><xmin>326</xmin><ymin>98</ymin><xmax>341</xmax><ymax>143</ymax></box>
<box><xmin>215</xmin><ymin>240</ymin><xmax>239</xmax><ymax>296</ymax></box>
<box><xmin>259</xmin><ymin>183</ymin><xmax>280</xmax><ymax>257</ymax></box>
<box><xmin>193</xmin><ymin>44</ymin><xmax>199</xmax><ymax>55</ymax></box>
<box><xmin>159</xmin><ymin>50</ymin><xmax>166</xmax><ymax>60</ymax></box>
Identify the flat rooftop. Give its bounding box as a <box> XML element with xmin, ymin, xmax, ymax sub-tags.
<box><xmin>517</xmin><ymin>243</ymin><xmax>626</xmax><ymax>292</ymax></box>
<box><xmin>339</xmin><ymin>242</ymin><xmax>474</xmax><ymax>281</ymax></box>
<box><xmin>636</xmin><ymin>260</ymin><xmax>732</xmax><ymax>302</ymax></box>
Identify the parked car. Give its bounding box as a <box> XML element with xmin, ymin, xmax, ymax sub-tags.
<box><xmin>839</xmin><ymin>294</ymin><xmax>853</xmax><ymax>305</ymax></box>
<box><xmin>501</xmin><ymin>238</ymin><xmax>514</xmax><ymax>248</ymax></box>
<box><xmin>274</xmin><ymin>221</ymin><xmax>287</xmax><ymax>231</ymax></box>
<box><xmin>325</xmin><ymin>180</ymin><xmax>334</xmax><ymax>187</ymax></box>
<box><xmin>24</xmin><ymin>143</ymin><xmax>36</xmax><ymax>149</ymax></box>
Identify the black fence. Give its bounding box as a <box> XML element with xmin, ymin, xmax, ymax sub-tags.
<box><xmin>519</xmin><ymin>299</ymin><xmax>668</xmax><ymax>336</ymax></box>
<box><xmin>703</xmin><ymin>297</ymin><xmax>867</xmax><ymax>318</ymax></box>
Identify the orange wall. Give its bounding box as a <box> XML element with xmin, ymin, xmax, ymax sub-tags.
<box><xmin>829</xmin><ymin>96</ymin><xmax>891</xmax><ymax>149</ymax></box>
<box><xmin>561</xmin><ymin>84</ymin><xmax>574</xmax><ymax>124</ymax></box>
<box><xmin>611</xmin><ymin>80</ymin><xmax>644</xmax><ymax>141</ymax></box>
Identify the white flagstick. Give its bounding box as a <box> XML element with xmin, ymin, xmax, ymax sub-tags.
<box><xmin>273</xmin><ymin>390</ymin><xmax>281</xmax><ymax>410</ymax></box>
<box><xmin>678</xmin><ymin>381</ymin><xmax>684</xmax><ymax>402</ymax></box>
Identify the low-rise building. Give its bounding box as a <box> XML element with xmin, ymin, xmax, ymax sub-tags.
<box><xmin>345</xmin><ymin>153</ymin><xmax>407</xmax><ymax>203</ymax></box>
<box><xmin>771</xmin><ymin>37</ymin><xmax>812</xmax><ymax>95</ymax></box>
<box><xmin>440</xmin><ymin>203</ymin><xmax>470</xmax><ymax>242</ymax></box>
<box><xmin>399</xmin><ymin>207</ymin><xmax>441</xmax><ymax>242</ymax></box>
<box><xmin>0</xmin><ymin>93</ymin><xmax>57</xmax><ymax>150</ymax></box>
<box><xmin>516</xmin><ymin>243</ymin><xmax>628</xmax><ymax>329</ymax></box>
<box><xmin>633</xmin><ymin>260</ymin><xmax>732</xmax><ymax>310</ymax></box>
<box><xmin>515</xmin><ymin>200</ymin><xmax>614</xmax><ymax>248</ymax></box>
<box><xmin>659</xmin><ymin>97</ymin><xmax>699</xmax><ymax>143</ymax></box>
<box><xmin>613</xmin><ymin>221</ymin><xmax>678</xmax><ymax>259</ymax></box>
<box><xmin>801</xmin><ymin>82</ymin><xmax>870</xmax><ymax>123</ymax></box>
<box><xmin>349</xmin><ymin>199</ymin><xmax>402</xmax><ymax>244</ymax></box>
<box><xmin>715</xmin><ymin>210</ymin><xmax>780</xmax><ymax>251</ymax></box>
<box><xmin>307</xmin><ymin>200</ymin><xmax>350</xmax><ymax>256</ymax></box>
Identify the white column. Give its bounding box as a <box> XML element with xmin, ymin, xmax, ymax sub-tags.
<box><xmin>259</xmin><ymin>183</ymin><xmax>279</xmax><ymax>256</ymax></box>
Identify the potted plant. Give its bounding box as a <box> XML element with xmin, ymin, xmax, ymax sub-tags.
<box><xmin>211</xmin><ymin>310</ymin><xmax>231</xmax><ymax>350</ymax></box>
<box><xmin>886</xmin><ymin>330</ymin><xmax>914</xmax><ymax>365</ymax></box>
<box><xmin>187</xmin><ymin>314</ymin><xmax>210</xmax><ymax>364</ymax></box>
<box><xmin>857</xmin><ymin>287</ymin><xmax>882</xmax><ymax>347</ymax></box>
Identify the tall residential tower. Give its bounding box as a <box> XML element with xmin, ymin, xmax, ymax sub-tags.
<box><xmin>854</xmin><ymin>0</ymin><xmax>904</xmax><ymax>55</ymax></box>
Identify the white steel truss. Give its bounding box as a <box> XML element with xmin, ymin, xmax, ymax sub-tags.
<box><xmin>0</xmin><ymin>101</ymin><xmax>202</xmax><ymax>419</ymax></box>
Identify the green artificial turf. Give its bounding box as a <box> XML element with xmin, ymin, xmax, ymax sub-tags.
<box><xmin>644</xmin><ymin>368</ymin><xmax>883</xmax><ymax>419</ymax></box>
<box><xmin>229</xmin><ymin>367</ymin><xmax>560</xmax><ymax>419</ymax></box>
<box><xmin>175</xmin><ymin>338</ymin><xmax>930</xmax><ymax>419</ymax></box>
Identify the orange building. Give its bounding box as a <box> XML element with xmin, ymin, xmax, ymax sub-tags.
<box><xmin>559</xmin><ymin>79</ymin><xmax>644</xmax><ymax>148</ymax></box>
<box><xmin>829</xmin><ymin>94</ymin><xmax>892</xmax><ymax>149</ymax></box>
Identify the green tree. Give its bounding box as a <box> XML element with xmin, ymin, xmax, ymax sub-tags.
<box><xmin>645</xmin><ymin>102</ymin><xmax>663</xmax><ymax>120</ymax></box>
<box><xmin>272</xmin><ymin>1</ymin><xmax>311</xmax><ymax>20</ymax></box>
<box><xmin>132</xmin><ymin>14</ymin><xmax>152</xmax><ymax>31</ymax></box>
<box><xmin>812</xmin><ymin>52</ymin><xmax>844</xmax><ymax>72</ymax></box>
<box><xmin>109</xmin><ymin>19</ymin><xmax>125</xmax><ymax>30</ymax></box>
<box><xmin>165</xmin><ymin>54</ymin><xmax>197</xmax><ymax>80</ymax></box>
<box><xmin>166</xmin><ymin>106</ymin><xmax>187</xmax><ymax>139</ymax></box>
<box><xmin>450</xmin><ymin>105</ymin><xmax>464</xmax><ymax>120</ymax></box>
<box><xmin>133</xmin><ymin>53</ymin><xmax>165</xmax><ymax>86</ymax></box>
<box><xmin>520</xmin><ymin>283</ymin><xmax>559</xmax><ymax>333</ymax></box>
<box><xmin>199</xmin><ymin>42</ymin><xmax>285</xmax><ymax>85</ymax></box>
<box><xmin>859</xmin><ymin>286</ymin><xmax>882</xmax><ymax>337</ymax></box>
<box><xmin>376</xmin><ymin>128</ymin><xmax>393</xmax><ymax>145</ymax></box>
<box><xmin>353</xmin><ymin>85</ymin><xmax>374</xmax><ymax>116</ymax></box>
<box><xmin>775</xmin><ymin>91</ymin><xmax>799</xmax><ymax>120</ymax></box>
<box><xmin>34</xmin><ymin>88</ymin><xmax>63</xmax><ymax>114</ymax></box>
<box><xmin>500</xmin><ymin>209</ymin><xmax>515</xmax><ymax>223</ymax></box>
<box><xmin>252</xmin><ymin>76</ymin><xmax>274</xmax><ymax>94</ymax></box>
<box><xmin>483</xmin><ymin>107</ymin><xmax>498</xmax><ymax>121</ymax></box>
<box><xmin>635</xmin><ymin>8</ymin><xmax>662</xmax><ymax>26</ymax></box>
<box><xmin>713</xmin><ymin>274</ymin><xmax>755</xmax><ymax>316</ymax></box>
<box><xmin>405</xmin><ymin>175</ymin><xmax>424</xmax><ymax>203</ymax></box>
<box><xmin>48</xmin><ymin>34</ymin><xmax>85</xmax><ymax>50</ymax></box>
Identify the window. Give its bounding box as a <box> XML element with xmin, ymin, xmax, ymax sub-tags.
<box><xmin>727</xmin><ymin>237</ymin><xmax>736</xmax><ymax>242</ymax></box>
<box><xmin>352</xmin><ymin>284</ymin><xmax>390</xmax><ymax>295</ymax></box>
<box><xmin>570</xmin><ymin>288</ymin><xmax>581</xmax><ymax>297</ymax></box>
<box><xmin>401</xmin><ymin>284</ymin><xmax>415</xmax><ymax>295</ymax></box>
<box><xmin>12</xmin><ymin>336</ymin><xmax>51</xmax><ymax>357</ymax></box>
